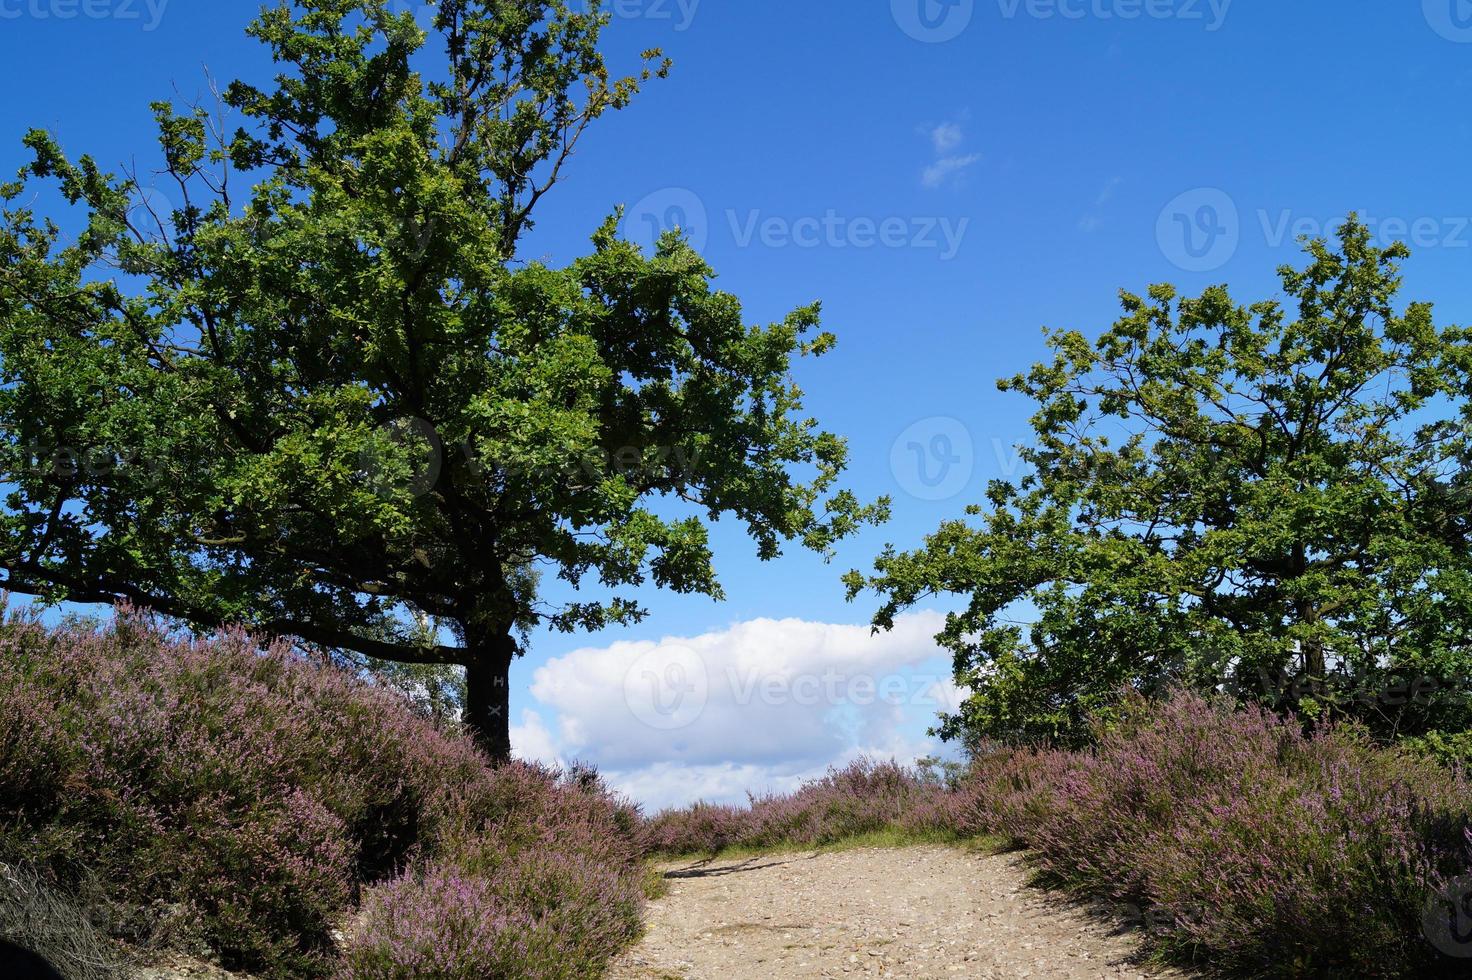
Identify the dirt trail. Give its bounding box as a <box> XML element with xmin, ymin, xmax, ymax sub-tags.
<box><xmin>608</xmin><ymin>845</ymin><xmax>1195</xmax><ymax>980</ymax></box>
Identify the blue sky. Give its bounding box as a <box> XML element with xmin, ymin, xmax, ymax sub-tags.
<box><xmin>5</xmin><ymin>1</ymin><xmax>1472</xmax><ymax>807</ymax></box>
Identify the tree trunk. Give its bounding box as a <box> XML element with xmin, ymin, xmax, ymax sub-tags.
<box><xmin>463</xmin><ymin>631</ymin><xmax>515</xmax><ymax>764</ymax></box>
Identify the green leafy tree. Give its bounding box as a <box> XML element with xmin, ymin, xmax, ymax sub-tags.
<box><xmin>0</xmin><ymin>0</ymin><xmax>883</xmax><ymax>760</ymax></box>
<box><xmin>849</xmin><ymin>222</ymin><xmax>1472</xmax><ymax>748</ymax></box>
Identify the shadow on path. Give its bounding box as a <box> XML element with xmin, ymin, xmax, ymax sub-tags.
<box><xmin>664</xmin><ymin>856</ymin><xmax>802</xmax><ymax>880</ymax></box>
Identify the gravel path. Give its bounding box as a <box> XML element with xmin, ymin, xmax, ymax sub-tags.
<box><xmin>608</xmin><ymin>845</ymin><xmax>1196</xmax><ymax>980</ymax></box>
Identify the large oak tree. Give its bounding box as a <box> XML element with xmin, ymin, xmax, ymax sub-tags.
<box><xmin>0</xmin><ymin>0</ymin><xmax>882</xmax><ymax>760</ymax></box>
<box><xmin>850</xmin><ymin>223</ymin><xmax>1472</xmax><ymax>749</ymax></box>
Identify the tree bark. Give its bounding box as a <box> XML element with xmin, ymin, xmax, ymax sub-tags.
<box><xmin>463</xmin><ymin>631</ymin><xmax>515</xmax><ymax>764</ymax></box>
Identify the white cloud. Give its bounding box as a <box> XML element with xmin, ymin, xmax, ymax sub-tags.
<box><xmin>920</xmin><ymin>118</ymin><xmax>981</xmax><ymax>189</ymax></box>
<box><xmin>930</xmin><ymin>121</ymin><xmax>964</xmax><ymax>155</ymax></box>
<box><xmin>925</xmin><ymin>677</ymin><xmax>970</xmax><ymax>716</ymax></box>
<box><xmin>604</xmin><ymin>760</ymin><xmax>816</xmax><ymax>812</ymax></box>
<box><xmin>922</xmin><ymin>154</ymin><xmax>983</xmax><ymax>190</ymax></box>
<box><xmin>510</xmin><ymin>709</ymin><xmax>565</xmax><ymax>768</ymax></box>
<box><xmin>522</xmin><ymin>612</ymin><xmax>960</xmax><ymax>808</ymax></box>
<box><xmin>1078</xmin><ymin>175</ymin><xmax>1124</xmax><ymax>232</ymax></box>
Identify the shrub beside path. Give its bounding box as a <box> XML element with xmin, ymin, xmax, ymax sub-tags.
<box><xmin>609</xmin><ymin>845</ymin><xmax>1193</xmax><ymax>980</ymax></box>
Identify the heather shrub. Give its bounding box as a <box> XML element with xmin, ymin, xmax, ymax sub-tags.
<box><xmin>1023</xmin><ymin>694</ymin><xmax>1309</xmax><ymax>899</ymax></box>
<box><xmin>340</xmin><ymin>760</ymin><xmax>647</xmax><ymax>979</ymax></box>
<box><xmin>336</xmin><ymin>867</ymin><xmax>529</xmax><ymax>980</ymax></box>
<box><xmin>642</xmin><ymin>801</ymin><xmax>749</xmax><ymax>855</ymax></box>
<box><xmin>1134</xmin><ymin>726</ymin><xmax>1472</xmax><ymax>975</ymax></box>
<box><xmin>960</xmin><ymin>689</ymin><xmax>1472</xmax><ymax>977</ymax></box>
<box><xmin>166</xmin><ymin>790</ymin><xmax>354</xmax><ymax>974</ymax></box>
<box><xmin>953</xmin><ymin>745</ymin><xmax>1071</xmax><ymax>843</ymax></box>
<box><xmin>0</xmin><ymin>607</ymin><xmax>646</xmax><ymax>978</ymax></box>
<box><xmin>353</xmin><ymin>762</ymin><xmax>648</xmax><ymax>980</ymax></box>
<box><xmin>645</xmin><ymin>759</ymin><xmax>959</xmax><ymax>856</ymax></box>
<box><xmin>433</xmin><ymin>761</ymin><xmax>643</xmax><ymax>875</ymax></box>
<box><xmin>338</xmin><ymin>848</ymin><xmax>642</xmax><ymax>980</ymax></box>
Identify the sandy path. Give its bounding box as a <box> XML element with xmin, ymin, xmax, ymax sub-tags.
<box><xmin>607</xmin><ymin>846</ymin><xmax>1195</xmax><ymax>980</ymax></box>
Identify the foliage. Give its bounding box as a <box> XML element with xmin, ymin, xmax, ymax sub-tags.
<box><xmin>0</xmin><ymin>0</ymin><xmax>882</xmax><ymax>757</ymax></box>
<box><xmin>0</xmin><ymin>607</ymin><xmax>645</xmax><ymax>978</ymax></box>
<box><xmin>849</xmin><ymin>221</ymin><xmax>1472</xmax><ymax>747</ymax></box>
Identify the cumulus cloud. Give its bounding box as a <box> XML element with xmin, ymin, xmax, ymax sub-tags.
<box><xmin>510</xmin><ymin>709</ymin><xmax>564</xmax><ymax>768</ymax></box>
<box><xmin>523</xmin><ymin>612</ymin><xmax>961</xmax><ymax>808</ymax></box>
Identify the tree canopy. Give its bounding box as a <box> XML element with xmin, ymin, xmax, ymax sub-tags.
<box><xmin>849</xmin><ymin>222</ymin><xmax>1472</xmax><ymax>748</ymax></box>
<box><xmin>0</xmin><ymin>0</ymin><xmax>883</xmax><ymax>759</ymax></box>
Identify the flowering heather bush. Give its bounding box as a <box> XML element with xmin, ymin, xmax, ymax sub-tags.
<box><xmin>339</xmin><ymin>762</ymin><xmax>647</xmax><ymax>980</ymax></box>
<box><xmin>642</xmin><ymin>801</ymin><xmax>750</xmax><ymax>856</ymax></box>
<box><xmin>961</xmin><ymin>690</ymin><xmax>1472</xmax><ymax>977</ymax></box>
<box><xmin>644</xmin><ymin>759</ymin><xmax>959</xmax><ymax>855</ymax></box>
<box><xmin>340</xmin><ymin>847</ymin><xmax>643</xmax><ymax>980</ymax></box>
<box><xmin>0</xmin><ymin>606</ymin><xmax>645</xmax><ymax>978</ymax></box>
<box><xmin>337</xmin><ymin>867</ymin><xmax>531</xmax><ymax>979</ymax></box>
